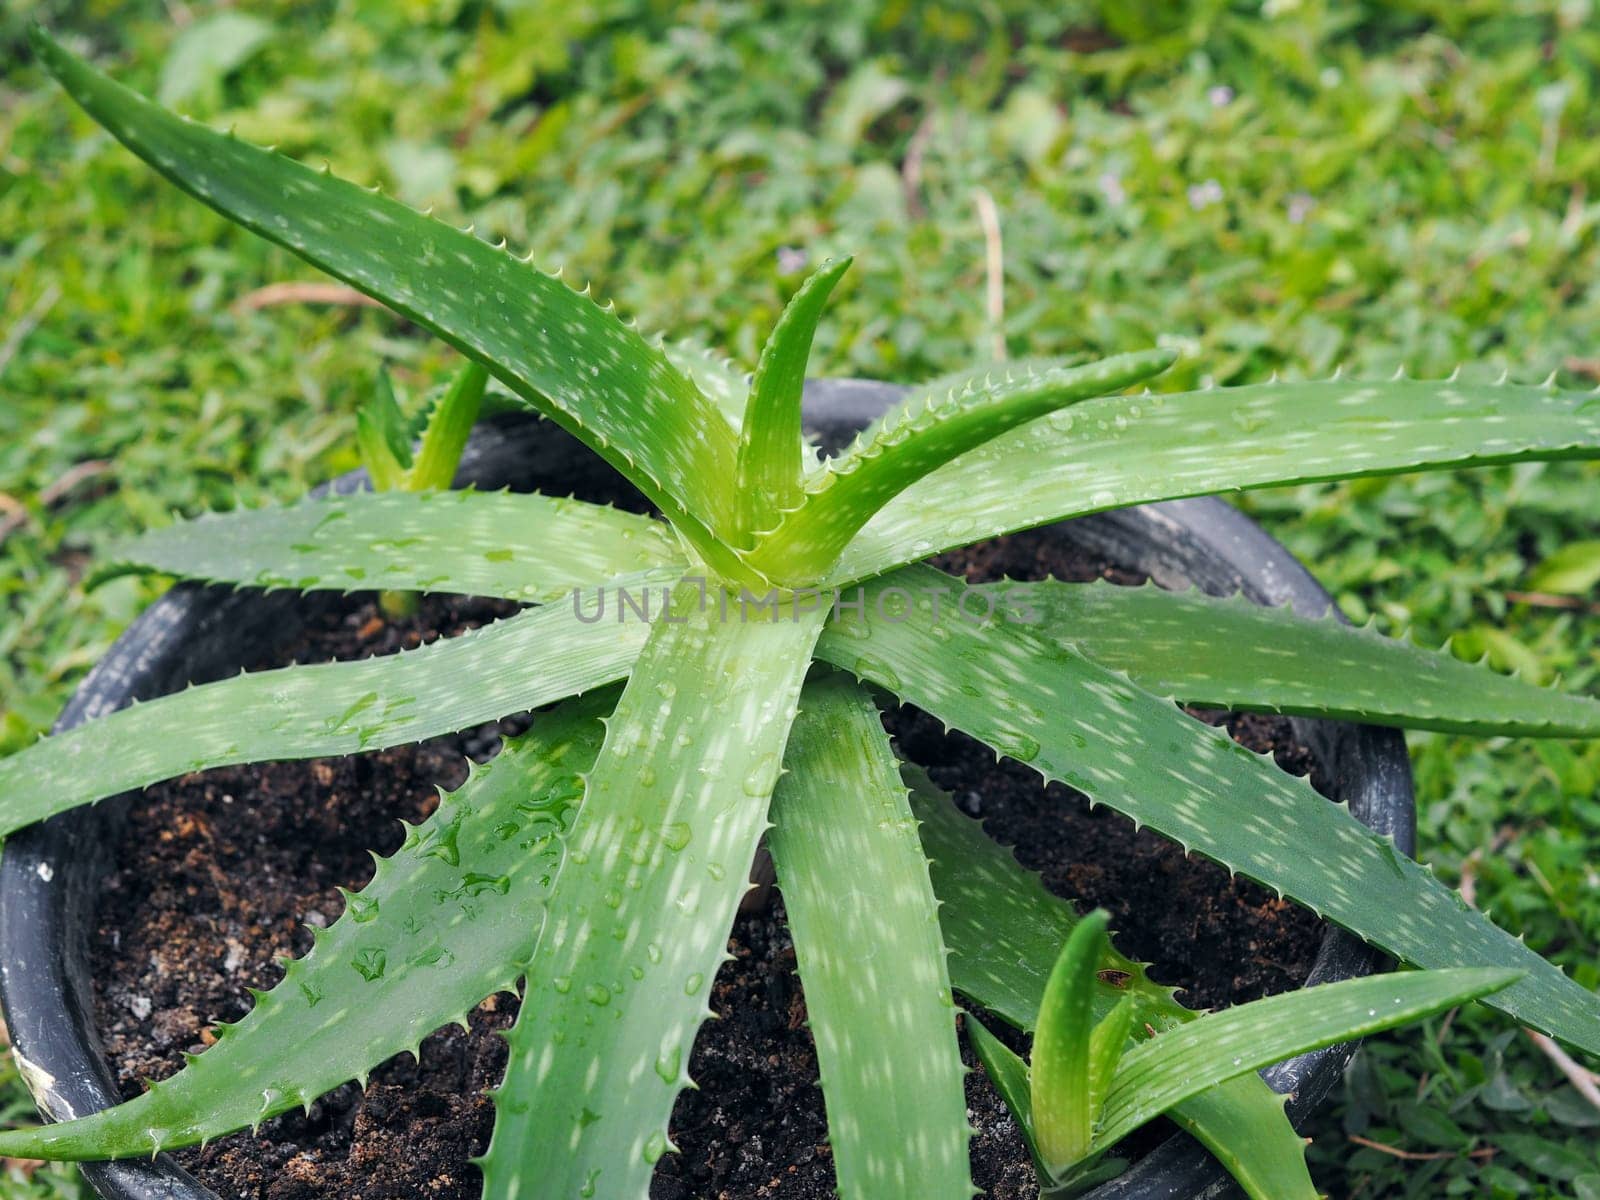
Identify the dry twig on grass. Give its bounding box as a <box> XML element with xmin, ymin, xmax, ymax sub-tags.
<box><xmin>232</xmin><ymin>281</ymin><xmax>385</xmax><ymax>312</ymax></box>
<box><xmin>971</xmin><ymin>186</ymin><xmax>1005</xmax><ymax>363</ymax></box>
<box><xmin>1348</xmin><ymin>1134</ymin><xmax>1494</xmax><ymax>1163</ymax></box>
<box><xmin>0</xmin><ymin>1019</ymin><xmax>46</xmax><ymax>1179</ymax></box>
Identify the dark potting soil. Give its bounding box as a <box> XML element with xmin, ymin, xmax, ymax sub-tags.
<box><xmin>90</xmin><ymin>527</ymin><xmax>1326</xmax><ymax>1200</ymax></box>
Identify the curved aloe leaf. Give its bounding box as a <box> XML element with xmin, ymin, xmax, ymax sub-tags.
<box><xmin>965</xmin><ymin>1015</ymin><xmax>1134</xmax><ymax>1197</ymax></box>
<box><xmin>0</xmin><ymin>694</ymin><xmax>612</xmax><ymax>1160</ymax></box>
<box><xmin>987</xmin><ymin>579</ymin><xmax>1600</xmax><ymax>737</ymax></box>
<box><xmin>31</xmin><ymin>30</ymin><xmax>749</xmax><ymax>578</ymax></box>
<box><xmin>1162</xmin><ymin>1084</ymin><xmax>1311</xmax><ymax>1200</ymax></box>
<box><xmin>970</xmin><ymin>966</ymin><xmax>1513</xmax><ymax>1192</ymax></box>
<box><xmin>827</xmin><ymin>375</ymin><xmax>1600</xmax><ymax>584</ymax></box>
<box><xmin>1094</xmin><ymin>967</ymin><xmax>1519</xmax><ymax>1150</ymax></box>
<box><xmin>356</xmin><ymin>367</ymin><xmax>411</xmax><ymax>490</ymax></box>
<box><xmin>0</xmin><ymin>569</ymin><xmax>673</xmax><ymax>838</ymax></box>
<box><xmin>736</xmin><ymin>258</ymin><xmax>852</xmax><ymax>534</ymax></box>
<box><xmin>749</xmin><ymin>350</ymin><xmax>1176</xmax><ymax>583</ymax></box>
<box><xmin>97</xmin><ymin>489</ymin><xmax>681</xmax><ymax>602</ymax></box>
<box><xmin>814</xmin><ymin>565</ymin><xmax>1600</xmax><ymax>1055</ymax></box>
<box><xmin>479</xmin><ymin>580</ymin><xmax>825</xmax><ymax>1200</ymax></box>
<box><xmin>767</xmin><ymin>674</ymin><xmax>971</xmax><ymax>1200</ymax></box>
<box><xmin>965</xmin><ymin>1015</ymin><xmax>1039</xmax><ymax>1162</ymax></box>
<box><xmin>406</xmin><ymin>361</ymin><xmax>488</xmax><ymax>490</ymax></box>
<box><xmin>912</xmin><ymin>767</ymin><xmax>1316</xmax><ymax>1200</ymax></box>
<box><xmin>1032</xmin><ymin>912</ymin><xmax>1113</xmax><ymax>1171</ymax></box>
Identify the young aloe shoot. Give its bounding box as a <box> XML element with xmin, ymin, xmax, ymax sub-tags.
<box><xmin>355</xmin><ymin>359</ymin><xmax>489</xmax><ymax>617</ymax></box>
<box><xmin>968</xmin><ymin>912</ymin><xmax>1521</xmax><ymax>1198</ymax></box>
<box><xmin>4</xmin><ymin>29</ymin><xmax>1600</xmax><ymax>1200</ymax></box>
<box><xmin>734</xmin><ymin>255</ymin><xmax>851</xmax><ymax>536</ymax></box>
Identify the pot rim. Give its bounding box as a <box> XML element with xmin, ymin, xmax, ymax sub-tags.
<box><xmin>0</xmin><ymin>380</ymin><xmax>1414</xmax><ymax>1200</ymax></box>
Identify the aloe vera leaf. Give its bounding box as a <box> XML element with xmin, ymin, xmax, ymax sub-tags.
<box><xmin>0</xmin><ymin>693</ymin><xmax>614</xmax><ymax>1160</ymax></box>
<box><xmin>966</xmin><ymin>1014</ymin><xmax>1037</xmax><ymax>1154</ymax></box>
<box><xmin>1086</xmin><ymin>997</ymin><xmax>1137</xmax><ymax>1121</ymax></box>
<box><xmin>826</xmin><ymin>374</ymin><xmax>1600</xmax><ymax>585</ymax></box>
<box><xmin>1032</xmin><ymin>912</ymin><xmax>1113</xmax><ymax>1171</ymax></box>
<box><xmin>975</xmin><ymin>1038</ymin><xmax>1311</xmax><ymax>1200</ymax></box>
<box><xmin>0</xmin><ymin>568</ymin><xmax>675</xmax><ymax>838</ymax></box>
<box><xmin>910</xmin><ymin>768</ymin><xmax>1318</xmax><ymax>1200</ymax></box>
<box><xmin>983</xmin><ymin>579</ymin><xmax>1600</xmax><ymax>737</ymax></box>
<box><xmin>96</xmin><ymin>489</ymin><xmax>681</xmax><ymax>601</ymax></box>
<box><xmin>747</xmin><ymin>350</ymin><xmax>1176</xmax><ymax>584</ymax></box>
<box><xmin>766</xmin><ymin>673</ymin><xmax>971</xmax><ymax>1200</ymax></box>
<box><xmin>356</xmin><ymin>367</ymin><xmax>412</xmax><ymax>490</ymax></box>
<box><xmin>966</xmin><ymin>1016</ymin><xmax>1139</xmax><ymax>1197</ymax></box>
<box><xmin>1094</xmin><ymin>968</ymin><xmax>1520</xmax><ymax>1151</ymax></box>
<box><xmin>896</xmin><ymin>356</ymin><xmax>1110</xmax><ymax>413</ymax></box>
<box><xmin>904</xmin><ymin>764</ymin><xmax>1160</xmax><ymax>1029</ymax></box>
<box><xmin>737</xmin><ymin>258</ymin><xmax>852</xmax><ymax>534</ymax></box>
<box><xmin>1160</xmin><ymin>1085</ymin><xmax>1313</xmax><ymax>1200</ymax></box>
<box><xmin>405</xmin><ymin>361</ymin><xmax>488</xmax><ymax>490</ymax></box>
<box><xmin>974</xmin><ymin>969</ymin><xmax>1512</xmax><ymax>1193</ymax></box>
<box><xmin>814</xmin><ymin>564</ymin><xmax>1600</xmax><ymax>1055</ymax></box>
<box><xmin>32</xmin><ymin>30</ymin><xmax>747</xmax><ymax>576</ymax></box>
<box><xmin>479</xmin><ymin>580</ymin><xmax>826</xmax><ymax>1200</ymax></box>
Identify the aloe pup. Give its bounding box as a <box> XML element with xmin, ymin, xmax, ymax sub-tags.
<box><xmin>353</xmin><ymin>359</ymin><xmax>489</xmax><ymax>618</ymax></box>
<box><xmin>967</xmin><ymin>912</ymin><xmax>1521</xmax><ymax>1197</ymax></box>
<box><xmin>4</xmin><ymin>26</ymin><xmax>1600</xmax><ymax>1199</ymax></box>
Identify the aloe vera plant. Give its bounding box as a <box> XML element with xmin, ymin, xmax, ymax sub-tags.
<box><xmin>967</xmin><ymin>911</ymin><xmax>1520</xmax><ymax>1197</ymax></box>
<box><xmin>5</xmin><ymin>27</ymin><xmax>1600</xmax><ymax>1199</ymax></box>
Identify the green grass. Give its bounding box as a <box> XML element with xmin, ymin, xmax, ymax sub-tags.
<box><xmin>2</xmin><ymin>2</ymin><xmax>1598</xmax><ymax>1196</ymax></box>
<box><xmin>0</xmin><ymin>1034</ymin><xmax>81</xmax><ymax>1200</ymax></box>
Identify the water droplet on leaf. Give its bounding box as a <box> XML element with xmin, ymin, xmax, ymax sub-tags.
<box><xmin>655</xmin><ymin>1047</ymin><xmax>681</xmax><ymax>1083</ymax></box>
<box><xmin>661</xmin><ymin>822</ymin><xmax>692</xmax><ymax>852</ymax></box>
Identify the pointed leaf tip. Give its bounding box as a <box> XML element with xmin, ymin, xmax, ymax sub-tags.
<box><xmin>736</xmin><ymin>255</ymin><xmax>855</xmax><ymax>535</ymax></box>
<box><xmin>823</xmin><ymin>370</ymin><xmax>1600</xmax><ymax>585</ymax></box>
<box><xmin>1032</xmin><ymin>909</ymin><xmax>1111</xmax><ymax>1174</ymax></box>
<box><xmin>28</xmin><ymin>23</ymin><xmax>56</xmax><ymax>60</ymax></box>
<box><xmin>32</xmin><ymin>29</ymin><xmax>748</xmax><ymax>575</ymax></box>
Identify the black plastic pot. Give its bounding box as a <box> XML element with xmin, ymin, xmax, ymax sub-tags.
<box><xmin>0</xmin><ymin>380</ymin><xmax>1414</xmax><ymax>1200</ymax></box>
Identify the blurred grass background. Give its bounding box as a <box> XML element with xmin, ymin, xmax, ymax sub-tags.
<box><xmin>2</xmin><ymin>2</ymin><xmax>1599</xmax><ymax>1196</ymax></box>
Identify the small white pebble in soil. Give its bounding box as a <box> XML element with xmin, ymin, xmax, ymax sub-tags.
<box><xmin>305</xmin><ymin>910</ymin><xmax>329</xmax><ymax>929</ymax></box>
<box><xmin>224</xmin><ymin>941</ymin><xmax>246</xmax><ymax>973</ymax></box>
<box><xmin>127</xmin><ymin>994</ymin><xmax>152</xmax><ymax>1021</ymax></box>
